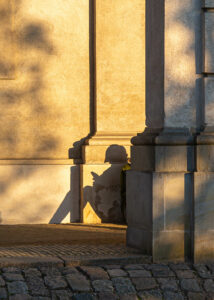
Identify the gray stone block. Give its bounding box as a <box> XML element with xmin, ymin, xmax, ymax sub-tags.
<box><xmin>205</xmin><ymin>14</ymin><xmax>214</xmax><ymax>73</ymax></box>
<box><xmin>155</xmin><ymin>145</ymin><xmax>194</xmax><ymax>172</ymax></box>
<box><xmin>197</xmin><ymin>145</ymin><xmax>214</xmax><ymax>171</ymax></box>
<box><xmin>205</xmin><ymin>0</ymin><xmax>214</xmax><ymax>7</ymax></box>
<box><xmin>194</xmin><ymin>172</ymin><xmax>214</xmax><ymax>262</ymax></box>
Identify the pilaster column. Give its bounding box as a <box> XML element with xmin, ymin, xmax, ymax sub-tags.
<box><xmin>127</xmin><ymin>0</ymin><xmax>203</xmax><ymax>262</ymax></box>
<box><xmin>194</xmin><ymin>0</ymin><xmax>214</xmax><ymax>262</ymax></box>
<box><xmin>81</xmin><ymin>0</ymin><xmax>146</xmax><ymax>223</ymax></box>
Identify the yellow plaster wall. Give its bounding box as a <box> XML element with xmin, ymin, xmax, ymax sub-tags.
<box><xmin>0</xmin><ymin>0</ymin><xmax>90</xmax><ymax>159</ymax></box>
<box><xmin>96</xmin><ymin>0</ymin><xmax>145</xmax><ymax>133</ymax></box>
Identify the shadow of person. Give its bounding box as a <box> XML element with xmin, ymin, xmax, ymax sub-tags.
<box><xmin>83</xmin><ymin>145</ymin><xmax>129</xmax><ymax>224</ymax></box>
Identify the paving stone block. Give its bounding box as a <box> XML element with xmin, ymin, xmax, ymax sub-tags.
<box><xmin>169</xmin><ymin>264</ymin><xmax>190</xmax><ymax>271</ymax></box>
<box><xmin>0</xmin><ymin>275</ymin><xmax>5</xmax><ymax>286</ymax></box>
<box><xmin>2</xmin><ymin>267</ymin><xmax>21</xmax><ymax>274</ymax></box>
<box><xmin>138</xmin><ymin>289</ymin><xmax>162</xmax><ymax>299</ymax></box>
<box><xmin>204</xmin><ymin>279</ymin><xmax>214</xmax><ymax>292</ymax></box>
<box><xmin>180</xmin><ymin>279</ymin><xmax>201</xmax><ymax>292</ymax></box>
<box><xmin>7</xmin><ymin>281</ymin><xmax>28</xmax><ymax>295</ymax></box>
<box><xmin>152</xmin><ymin>269</ymin><xmax>175</xmax><ymax>277</ymax></box>
<box><xmin>119</xmin><ymin>294</ymin><xmax>138</xmax><ymax>300</ymax></box>
<box><xmin>207</xmin><ymin>264</ymin><xmax>214</xmax><ymax>273</ymax></box>
<box><xmin>39</xmin><ymin>267</ymin><xmax>61</xmax><ymax>276</ymax></box>
<box><xmin>112</xmin><ymin>277</ymin><xmax>136</xmax><ymax>294</ymax></box>
<box><xmin>32</xmin><ymin>297</ymin><xmax>51</xmax><ymax>300</ymax></box>
<box><xmin>66</xmin><ymin>274</ymin><xmax>91</xmax><ymax>292</ymax></box>
<box><xmin>72</xmin><ymin>294</ymin><xmax>97</xmax><ymax>300</ymax></box>
<box><xmin>23</xmin><ymin>268</ymin><xmax>42</xmax><ymax>278</ymax></box>
<box><xmin>131</xmin><ymin>277</ymin><xmax>158</xmax><ymax>291</ymax></box>
<box><xmin>128</xmin><ymin>270</ymin><xmax>151</xmax><ymax>278</ymax></box>
<box><xmin>51</xmin><ymin>289</ymin><xmax>73</xmax><ymax>300</ymax></box>
<box><xmin>175</xmin><ymin>270</ymin><xmax>195</xmax><ymax>279</ymax></box>
<box><xmin>124</xmin><ymin>265</ymin><xmax>144</xmax><ymax>271</ymax></box>
<box><xmin>107</xmin><ymin>269</ymin><xmax>127</xmax><ymax>278</ymax></box>
<box><xmin>163</xmin><ymin>291</ymin><xmax>184</xmax><ymax>300</ymax></box>
<box><xmin>92</xmin><ymin>279</ymin><xmax>114</xmax><ymax>292</ymax></box>
<box><xmin>44</xmin><ymin>276</ymin><xmax>67</xmax><ymax>290</ymax></box>
<box><xmin>103</xmin><ymin>265</ymin><xmax>122</xmax><ymax>270</ymax></box>
<box><xmin>9</xmin><ymin>295</ymin><xmax>32</xmax><ymax>300</ymax></box>
<box><xmin>207</xmin><ymin>293</ymin><xmax>214</xmax><ymax>300</ymax></box>
<box><xmin>193</xmin><ymin>265</ymin><xmax>214</xmax><ymax>279</ymax></box>
<box><xmin>80</xmin><ymin>267</ymin><xmax>109</xmax><ymax>280</ymax></box>
<box><xmin>61</xmin><ymin>267</ymin><xmax>79</xmax><ymax>276</ymax></box>
<box><xmin>157</xmin><ymin>278</ymin><xmax>179</xmax><ymax>292</ymax></box>
<box><xmin>3</xmin><ymin>273</ymin><xmax>24</xmax><ymax>281</ymax></box>
<box><xmin>144</xmin><ymin>264</ymin><xmax>169</xmax><ymax>271</ymax></box>
<box><xmin>187</xmin><ymin>292</ymin><xmax>206</xmax><ymax>300</ymax></box>
<box><xmin>98</xmin><ymin>292</ymin><xmax>119</xmax><ymax>300</ymax></box>
<box><xmin>0</xmin><ymin>287</ymin><xmax>7</xmax><ymax>299</ymax></box>
<box><xmin>26</xmin><ymin>276</ymin><xmax>49</xmax><ymax>296</ymax></box>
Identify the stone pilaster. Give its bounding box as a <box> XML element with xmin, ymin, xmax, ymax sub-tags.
<box><xmin>193</xmin><ymin>0</ymin><xmax>214</xmax><ymax>262</ymax></box>
<box><xmin>81</xmin><ymin>0</ymin><xmax>146</xmax><ymax>223</ymax></box>
<box><xmin>127</xmin><ymin>0</ymin><xmax>203</xmax><ymax>262</ymax></box>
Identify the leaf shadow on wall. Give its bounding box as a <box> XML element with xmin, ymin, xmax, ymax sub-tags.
<box><xmin>0</xmin><ymin>0</ymin><xmax>63</xmax><ymax>223</ymax></box>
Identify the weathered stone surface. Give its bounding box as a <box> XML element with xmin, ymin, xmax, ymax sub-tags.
<box><xmin>2</xmin><ymin>267</ymin><xmax>21</xmax><ymax>274</ymax></box>
<box><xmin>194</xmin><ymin>265</ymin><xmax>213</xmax><ymax>279</ymax></box>
<box><xmin>23</xmin><ymin>268</ymin><xmax>42</xmax><ymax>278</ymax></box>
<box><xmin>112</xmin><ymin>277</ymin><xmax>136</xmax><ymax>294</ymax></box>
<box><xmin>61</xmin><ymin>267</ymin><xmax>79</xmax><ymax>276</ymax></box>
<box><xmin>119</xmin><ymin>295</ymin><xmax>138</xmax><ymax>300</ymax></box>
<box><xmin>3</xmin><ymin>273</ymin><xmax>24</xmax><ymax>281</ymax></box>
<box><xmin>124</xmin><ymin>265</ymin><xmax>144</xmax><ymax>271</ymax></box>
<box><xmin>32</xmin><ymin>297</ymin><xmax>51</xmax><ymax>300</ymax></box>
<box><xmin>163</xmin><ymin>291</ymin><xmax>184</xmax><ymax>300</ymax></box>
<box><xmin>180</xmin><ymin>279</ymin><xmax>201</xmax><ymax>292</ymax></box>
<box><xmin>131</xmin><ymin>278</ymin><xmax>158</xmax><ymax>291</ymax></box>
<box><xmin>7</xmin><ymin>281</ymin><xmax>28</xmax><ymax>295</ymax></box>
<box><xmin>92</xmin><ymin>280</ymin><xmax>114</xmax><ymax>292</ymax></box>
<box><xmin>9</xmin><ymin>295</ymin><xmax>32</xmax><ymax>300</ymax></box>
<box><xmin>80</xmin><ymin>267</ymin><xmax>109</xmax><ymax>280</ymax></box>
<box><xmin>32</xmin><ymin>297</ymin><xmax>50</xmax><ymax>300</ymax></box>
<box><xmin>72</xmin><ymin>294</ymin><xmax>97</xmax><ymax>300</ymax></box>
<box><xmin>26</xmin><ymin>276</ymin><xmax>49</xmax><ymax>296</ymax></box>
<box><xmin>0</xmin><ymin>288</ymin><xmax>7</xmax><ymax>299</ymax></box>
<box><xmin>208</xmin><ymin>264</ymin><xmax>214</xmax><ymax>273</ymax></box>
<box><xmin>145</xmin><ymin>264</ymin><xmax>169</xmax><ymax>271</ymax></box>
<box><xmin>44</xmin><ymin>276</ymin><xmax>67</xmax><ymax>290</ymax></box>
<box><xmin>98</xmin><ymin>292</ymin><xmax>118</xmax><ymax>300</ymax></box>
<box><xmin>138</xmin><ymin>289</ymin><xmax>162</xmax><ymax>300</ymax></box>
<box><xmin>157</xmin><ymin>278</ymin><xmax>179</xmax><ymax>292</ymax></box>
<box><xmin>103</xmin><ymin>265</ymin><xmax>121</xmax><ymax>270</ymax></box>
<box><xmin>194</xmin><ymin>173</ymin><xmax>214</xmax><ymax>262</ymax></box>
<box><xmin>152</xmin><ymin>269</ymin><xmax>175</xmax><ymax>278</ymax></box>
<box><xmin>51</xmin><ymin>290</ymin><xmax>73</xmax><ymax>300</ymax></box>
<box><xmin>175</xmin><ymin>270</ymin><xmax>195</xmax><ymax>279</ymax></box>
<box><xmin>107</xmin><ymin>269</ymin><xmax>127</xmax><ymax>278</ymax></box>
<box><xmin>66</xmin><ymin>274</ymin><xmax>91</xmax><ymax>292</ymax></box>
<box><xmin>204</xmin><ymin>279</ymin><xmax>214</xmax><ymax>292</ymax></box>
<box><xmin>128</xmin><ymin>270</ymin><xmax>151</xmax><ymax>278</ymax></box>
<box><xmin>40</xmin><ymin>267</ymin><xmax>61</xmax><ymax>276</ymax></box>
<box><xmin>169</xmin><ymin>264</ymin><xmax>190</xmax><ymax>271</ymax></box>
<box><xmin>187</xmin><ymin>292</ymin><xmax>206</xmax><ymax>300</ymax></box>
<box><xmin>0</xmin><ymin>275</ymin><xmax>5</xmax><ymax>286</ymax></box>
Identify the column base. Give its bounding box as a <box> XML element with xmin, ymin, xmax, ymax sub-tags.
<box><xmin>126</xmin><ymin>170</ymin><xmax>193</xmax><ymax>262</ymax></box>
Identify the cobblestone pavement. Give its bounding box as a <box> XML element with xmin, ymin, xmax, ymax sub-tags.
<box><xmin>0</xmin><ymin>262</ymin><xmax>214</xmax><ymax>299</ymax></box>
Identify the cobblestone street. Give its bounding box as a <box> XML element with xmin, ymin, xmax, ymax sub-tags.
<box><xmin>0</xmin><ymin>262</ymin><xmax>213</xmax><ymax>299</ymax></box>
